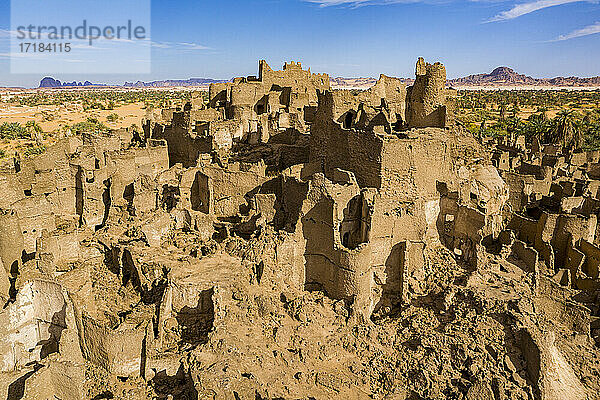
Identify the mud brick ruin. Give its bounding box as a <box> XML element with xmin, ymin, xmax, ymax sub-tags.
<box><xmin>0</xmin><ymin>58</ymin><xmax>599</xmax><ymax>399</ymax></box>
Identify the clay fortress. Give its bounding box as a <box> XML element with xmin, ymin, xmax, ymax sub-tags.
<box><xmin>0</xmin><ymin>59</ymin><xmax>598</xmax><ymax>399</ymax></box>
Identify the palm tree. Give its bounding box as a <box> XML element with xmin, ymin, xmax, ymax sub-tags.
<box><xmin>549</xmin><ymin>110</ymin><xmax>583</xmax><ymax>150</ymax></box>
<box><xmin>525</xmin><ymin>113</ymin><xmax>549</xmax><ymax>143</ymax></box>
<box><xmin>499</xmin><ymin>103</ymin><xmax>507</xmax><ymax>121</ymax></box>
<box><xmin>507</xmin><ymin>115</ymin><xmax>523</xmax><ymax>133</ymax></box>
<box><xmin>478</xmin><ymin>119</ymin><xmax>487</xmax><ymax>141</ymax></box>
<box><xmin>510</xmin><ymin>102</ymin><xmax>520</xmax><ymax>118</ymax></box>
<box><xmin>535</xmin><ymin>106</ymin><xmax>549</xmax><ymax>120</ymax></box>
<box><xmin>584</xmin><ymin>119</ymin><xmax>600</xmax><ymax>150</ymax></box>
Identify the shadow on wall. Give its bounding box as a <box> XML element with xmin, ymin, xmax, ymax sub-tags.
<box><xmin>175</xmin><ymin>288</ymin><xmax>214</xmax><ymax>348</ymax></box>
<box><xmin>269</xmin><ymin>177</ymin><xmax>309</xmax><ymax>233</ymax></box>
<box><xmin>151</xmin><ymin>364</ymin><xmax>198</xmax><ymax>400</ymax></box>
<box><xmin>339</xmin><ymin>111</ymin><xmax>355</xmax><ymax>129</ymax></box>
<box><xmin>102</xmin><ymin>245</ymin><xmax>168</xmax><ymax>306</ymax></box>
<box><xmin>6</xmin><ymin>363</ymin><xmax>43</xmax><ymax>400</ymax></box>
<box><xmin>121</xmin><ymin>249</ymin><xmax>141</xmax><ymax>290</ymax></box>
<box><xmin>3</xmin><ymin>259</ymin><xmax>21</xmax><ymax>306</ymax></box>
<box><xmin>96</xmin><ymin>179</ymin><xmax>111</xmax><ymax>231</ymax></box>
<box><xmin>372</xmin><ymin>243</ymin><xmax>404</xmax><ymax>318</ymax></box>
<box><xmin>161</xmin><ymin>184</ymin><xmax>180</xmax><ymax>212</ymax></box>
<box><xmin>39</xmin><ymin>301</ymin><xmax>68</xmax><ymax>359</ymax></box>
<box><xmin>123</xmin><ymin>183</ymin><xmax>135</xmax><ymax>216</ymax></box>
<box><xmin>75</xmin><ymin>167</ymin><xmax>84</xmax><ymax>225</ymax></box>
<box><xmin>92</xmin><ymin>391</ymin><xmax>114</xmax><ymax>399</ymax></box>
<box><xmin>302</xmin><ymin>198</ymin><xmax>335</xmax><ymax>293</ymax></box>
<box><xmin>339</xmin><ymin>194</ymin><xmax>369</xmax><ymax>250</ymax></box>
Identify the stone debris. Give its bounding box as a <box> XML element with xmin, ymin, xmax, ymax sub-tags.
<box><xmin>0</xmin><ymin>58</ymin><xmax>598</xmax><ymax>399</ymax></box>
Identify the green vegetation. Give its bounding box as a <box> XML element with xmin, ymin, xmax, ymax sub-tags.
<box><xmin>23</xmin><ymin>144</ymin><xmax>46</xmax><ymax>157</ymax></box>
<box><xmin>456</xmin><ymin>89</ymin><xmax>600</xmax><ymax>112</ymax></box>
<box><xmin>25</xmin><ymin>120</ymin><xmax>42</xmax><ymax>133</ymax></box>
<box><xmin>0</xmin><ymin>122</ymin><xmax>29</xmax><ymax>140</ymax></box>
<box><xmin>456</xmin><ymin>89</ymin><xmax>600</xmax><ymax>150</ymax></box>
<box><xmin>106</xmin><ymin>113</ymin><xmax>120</xmax><ymax>122</ymax></box>
<box><xmin>11</xmin><ymin>89</ymin><xmax>194</xmax><ymax>110</ymax></box>
<box><xmin>71</xmin><ymin>117</ymin><xmax>108</xmax><ymax>133</ymax></box>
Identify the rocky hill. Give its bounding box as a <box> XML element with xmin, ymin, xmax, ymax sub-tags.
<box><xmin>38</xmin><ymin>77</ymin><xmax>228</xmax><ymax>89</ymax></box>
<box><xmin>123</xmin><ymin>78</ymin><xmax>230</xmax><ymax>88</ymax></box>
<box><xmin>448</xmin><ymin>66</ymin><xmax>600</xmax><ymax>87</ymax></box>
<box><xmin>39</xmin><ymin>77</ymin><xmax>97</xmax><ymax>88</ymax></box>
<box><xmin>449</xmin><ymin>67</ymin><xmax>537</xmax><ymax>86</ymax></box>
<box><xmin>330</xmin><ymin>77</ymin><xmax>376</xmax><ymax>89</ymax></box>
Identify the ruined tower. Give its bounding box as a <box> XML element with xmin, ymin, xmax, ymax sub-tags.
<box><xmin>406</xmin><ymin>57</ymin><xmax>447</xmax><ymax>128</ymax></box>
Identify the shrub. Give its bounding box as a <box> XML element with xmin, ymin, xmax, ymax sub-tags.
<box><xmin>71</xmin><ymin>117</ymin><xmax>108</xmax><ymax>133</ymax></box>
<box><xmin>23</xmin><ymin>145</ymin><xmax>46</xmax><ymax>157</ymax></box>
<box><xmin>0</xmin><ymin>122</ymin><xmax>29</xmax><ymax>140</ymax></box>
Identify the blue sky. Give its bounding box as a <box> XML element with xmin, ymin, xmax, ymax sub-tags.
<box><xmin>0</xmin><ymin>0</ymin><xmax>599</xmax><ymax>87</ymax></box>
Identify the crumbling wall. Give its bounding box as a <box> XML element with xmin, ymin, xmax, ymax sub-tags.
<box><xmin>508</xmin><ymin>212</ymin><xmax>556</xmax><ymax>267</ymax></box>
<box><xmin>80</xmin><ymin>314</ymin><xmax>149</xmax><ymax>378</ymax></box>
<box><xmin>199</xmin><ymin>163</ymin><xmax>268</xmax><ymax>217</ymax></box>
<box><xmin>511</xmin><ymin>239</ymin><xmax>539</xmax><ymax>273</ymax></box>
<box><xmin>0</xmin><ymin>208</ymin><xmax>24</xmax><ymax>297</ymax></box>
<box><xmin>0</xmin><ymin>281</ymin><xmax>82</xmax><ymax>371</ymax></box>
<box><xmin>577</xmin><ymin>239</ymin><xmax>600</xmax><ymax>280</ymax></box>
<box><xmin>534</xmin><ymin>276</ymin><xmax>591</xmax><ymax>336</ymax></box>
<box><xmin>552</xmin><ymin>214</ymin><xmax>596</xmax><ymax>269</ymax></box>
<box><xmin>150</xmin><ymin>111</ymin><xmax>213</xmax><ymax>168</ymax></box>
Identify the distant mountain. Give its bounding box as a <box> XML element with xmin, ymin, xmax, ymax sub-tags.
<box><xmin>123</xmin><ymin>78</ymin><xmax>230</xmax><ymax>88</ymax></box>
<box><xmin>39</xmin><ymin>77</ymin><xmax>61</xmax><ymax>88</ymax></box>
<box><xmin>449</xmin><ymin>67</ymin><xmax>536</xmax><ymax>86</ymax></box>
<box><xmin>38</xmin><ymin>77</ymin><xmax>227</xmax><ymax>89</ymax></box>
<box><xmin>330</xmin><ymin>77</ymin><xmax>376</xmax><ymax>88</ymax></box>
<box><xmin>448</xmin><ymin>67</ymin><xmax>600</xmax><ymax>87</ymax></box>
<box><xmin>36</xmin><ymin>67</ymin><xmax>600</xmax><ymax>90</ymax></box>
<box><xmin>330</xmin><ymin>76</ymin><xmax>414</xmax><ymax>89</ymax></box>
<box><xmin>39</xmin><ymin>77</ymin><xmax>97</xmax><ymax>88</ymax></box>
<box><xmin>544</xmin><ymin>76</ymin><xmax>600</xmax><ymax>86</ymax></box>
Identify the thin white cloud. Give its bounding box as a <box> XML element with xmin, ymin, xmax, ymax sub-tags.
<box><xmin>177</xmin><ymin>42</ymin><xmax>211</xmax><ymax>50</ymax></box>
<box><xmin>150</xmin><ymin>41</ymin><xmax>171</xmax><ymax>49</ymax></box>
<box><xmin>488</xmin><ymin>0</ymin><xmax>586</xmax><ymax>21</ymax></box>
<box><xmin>305</xmin><ymin>0</ymin><xmax>417</xmax><ymax>7</ymax></box>
<box><xmin>556</xmin><ymin>21</ymin><xmax>600</xmax><ymax>40</ymax></box>
<box><xmin>150</xmin><ymin>40</ymin><xmax>211</xmax><ymax>50</ymax></box>
<box><xmin>0</xmin><ymin>52</ymin><xmax>52</xmax><ymax>60</ymax></box>
<box><xmin>122</xmin><ymin>38</ymin><xmax>211</xmax><ymax>50</ymax></box>
<box><xmin>0</xmin><ymin>29</ymin><xmax>19</xmax><ymax>41</ymax></box>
